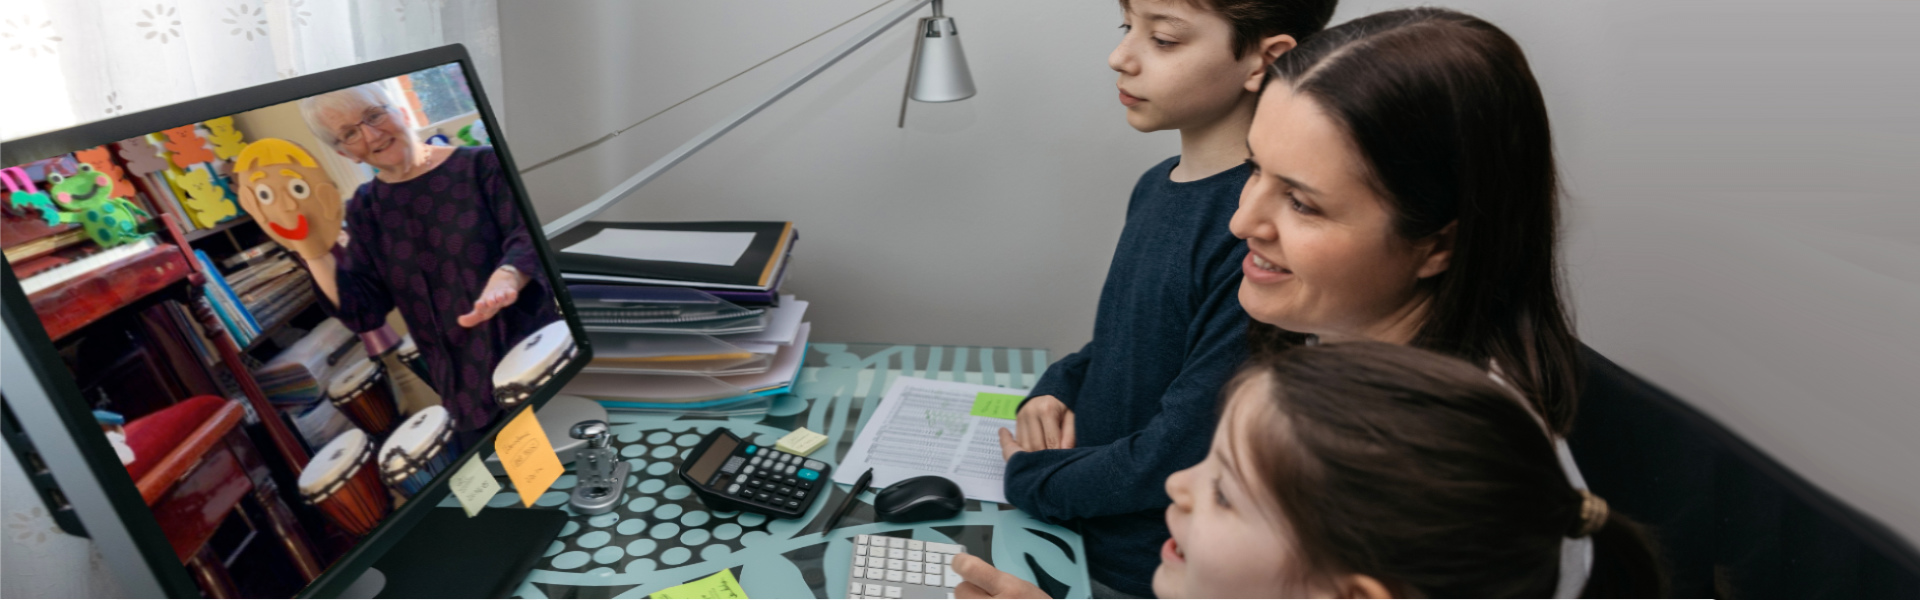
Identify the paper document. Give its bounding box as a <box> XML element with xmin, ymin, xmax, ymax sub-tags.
<box><xmin>834</xmin><ymin>376</ymin><xmax>1025</xmax><ymax>504</ymax></box>
<box><xmin>563</xmin><ymin>229</ymin><xmax>756</xmax><ymax>266</ymax></box>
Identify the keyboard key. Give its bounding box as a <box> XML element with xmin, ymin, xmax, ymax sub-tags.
<box><xmin>855</xmin><ymin>546</ymin><xmax>867</xmax><ymax>556</ymax></box>
<box><xmin>907</xmin><ymin>573</ymin><xmax>924</xmax><ymax>585</ymax></box>
<box><xmin>906</xmin><ymin>561</ymin><xmax>922</xmax><ymax>573</ymax></box>
<box><xmin>889</xmin><ymin>538</ymin><xmax>907</xmax><ymax>549</ymax></box>
<box><xmin>887</xmin><ymin>558</ymin><xmax>905</xmax><ymax>570</ymax></box>
<box><xmin>907</xmin><ymin>550</ymin><xmax>924</xmax><ymax>562</ymax></box>
<box><xmin>925</xmin><ymin>542</ymin><xmax>964</xmax><ymax>555</ymax></box>
<box><xmin>924</xmin><ymin>575</ymin><xmax>942</xmax><ymax>587</ymax></box>
<box><xmin>885</xmin><ymin>570</ymin><xmax>904</xmax><ymax>582</ymax></box>
<box><xmin>944</xmin><ymin>567</ymin><xmax>960</xmax><ymax>586</ymax></box>
<box><xmin>940</xmin><ymin>554</ymin><xmax>954</xmax><ymax>564</ymax></box>
<box><xmin>908</xmin><ymin>540</ymin><xmax>925</xmax><ymax>551</ymax></box>
<box><xmin>857</xmin><ymin>534</ymin><xmax>870</xmax><ymax>544</ymax></box>
<box><xmin>855</xmin><ymin>556</ymin><xmax>867</xmax><ymax>567</ymax></box>
<box><xmin>884</xmin><ymin>586</ymin><xmax>903</xmax><ymax>599</ymax></box>
<box><xmin>850</xmin><ymin>582</ymin><xmax>862</xmax><ymax>595</ymax></box>
<box><xmin>865</xmin><ymin>583</ymin><xmax>883</xmax><ymax>595</ymax></box>
<box><xmin>888</xmin><ymin>548</ymin><xmax>906</xmax><ymax>560</ymax></box>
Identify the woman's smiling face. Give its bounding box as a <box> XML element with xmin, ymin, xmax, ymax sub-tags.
<box><xmin>1229</xmin><ymin>85</ymin><xmax>1452</xmax><ymax>343</ymax></box>
<box><xmin>316</xmin><ymin>100</ymin><xmax>415</xmax><ymax>172</ymax></box>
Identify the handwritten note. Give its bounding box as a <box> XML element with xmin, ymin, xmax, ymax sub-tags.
<box><xmin>447</xmin><ymin>456</ymin><xmax>502</xmax><ymax>517</ymax></box>
<box><xmin>494</xmin><ymin>408</ymin><xmax>563</xmax><ymax>508</ymax></box>
<box><xmin>649</xmin><ymin>569</ymin><xmax>749</xmax><ymax>599</ymax></box>
<box><xmin>971</xmin><ymin>392</ymin><xmax>1024</xmax><ymax>420</ymax></box>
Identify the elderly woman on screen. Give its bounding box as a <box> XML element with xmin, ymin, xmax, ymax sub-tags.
<box><xmin>299</xmin><ymin>82</ymin><xmax>557</xmax><ymax>433</ymax></box>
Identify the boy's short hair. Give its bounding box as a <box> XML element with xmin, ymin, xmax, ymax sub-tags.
<box><xmin>1120</xmin><ymin>0</ymin><xmax>1339</xmax><ymax>58</ymax></box>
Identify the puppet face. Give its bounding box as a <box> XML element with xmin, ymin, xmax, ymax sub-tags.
<box><xmin>236</xmin><ymin>161</ymin><xmax>342</xmax><ymax>259</ymax></box>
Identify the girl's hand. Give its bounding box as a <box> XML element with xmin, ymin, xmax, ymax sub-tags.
<box><xmin>952</xmin><ymin>553</ymin><xmax>1051</xmax><ymax>599</ymax></box>
<box><xmin>458</xmin><ymin>266</ymin><xmax>530</xmax><ymax>328</ymax></box>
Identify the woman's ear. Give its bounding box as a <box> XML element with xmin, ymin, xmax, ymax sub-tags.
<box><xmin>1415</xmin><ymin>221</ymin><xmax>1458</xmax><ymax>279</ymax></box>
<box><xmin>1334</xmin><ymin>573</ymin><xmax>1395</xmax><ymax>599</ymax></box>
<box><xmin>1244</xmin><ymin>34</ymin><xmax>1298</xmax><ymax>92</ymax></box>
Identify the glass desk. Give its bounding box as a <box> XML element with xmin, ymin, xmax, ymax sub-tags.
<box><xmin>451</xmin><ymin>343</ymin><xmax>1089</xmax><ymax>599</ymax></box>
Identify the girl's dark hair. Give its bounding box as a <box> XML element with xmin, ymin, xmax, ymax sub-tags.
<box><xmin>1248</xmin><ymin>7</ymin><xmax>1583</xmax><ymax>435</ymax></box>
<box><xmin>1227</xmin><ymin>343</ymin><xmax>1665</xmax><ymax>597</ymax></box>
<box><xmin>1119</xmin><ymin>0</ymin><xmax>1341</xmax><ymax>58</ymax></box>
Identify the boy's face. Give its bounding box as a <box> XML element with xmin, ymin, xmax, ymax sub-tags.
<box><xmin>1109</xmin><ymin>0</ymin><xmax>1262</xmax><ymax>132</ymax></box>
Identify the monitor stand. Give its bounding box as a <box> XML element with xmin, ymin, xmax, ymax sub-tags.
<box><xmin>340</xmin><ymin>507</ymin><xmax>568</xmax><ymax>599</ymax></box>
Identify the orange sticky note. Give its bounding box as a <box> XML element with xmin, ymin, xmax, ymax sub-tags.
<box><xmin>494</xmin><ymin>408</ymin><xmax>563</xmax><ymax>508</ymax></box>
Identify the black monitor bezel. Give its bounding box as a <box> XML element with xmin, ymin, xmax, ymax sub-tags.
<box><xmin>1</xmin><ymin>43</ymin><xmax>593</xmax><ymax>598</ymax></box>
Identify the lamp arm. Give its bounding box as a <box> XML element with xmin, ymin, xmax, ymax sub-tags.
<box><xmin>543</xmin><ymin>0</ymin><xmax>935</xmax><ymax>237</ymax></box>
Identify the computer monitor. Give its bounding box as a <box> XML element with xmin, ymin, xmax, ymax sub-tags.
<box><xmin>1</xmin><ymin>45</ymin><xmax>591</xmax><ymax>597</ymax></box>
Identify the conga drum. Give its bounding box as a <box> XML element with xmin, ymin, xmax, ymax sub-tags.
<box><xmin>378</xmin><ymin>406</ymin><xmax>463</xmax><ymax>497</ymax></box>
<box><xmin>328</xmin><ymin>358</ymin><xmax>398</xmax><ymax>438</ymax></box>
<box><xmin>491</xmin><ymin>321</ymin><xmax>577</xmax><ymax>409</ymax></box>
<box><xmin>297</xmin><ymin>429</ymin><xmax>391</xmax><ymax>536</ymax></box>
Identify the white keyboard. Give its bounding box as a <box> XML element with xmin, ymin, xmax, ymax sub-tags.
<box><xmin>17</xmin><ymin>238</ymin><xmax>160</xmax><ymax>295</ymax></box>
<box><xmin>847</xmin><ymin>533</ymin><xmax>965</xmax><ymax>599</ymax></box>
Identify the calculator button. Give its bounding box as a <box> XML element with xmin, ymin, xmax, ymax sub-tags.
<box><xmin>797</xmin><ymin>479</ymin><xmax>815</xmax><ymax>490</ymax></box>
<box><xmin>761</xmin><ymin>481</ymin><xmax>780</xmax><ymax>491</ymax></box>
<box><xmin>741</xmin><ymin>465</ymin><xmax>755</xmax><ymax>476</ymax></box>
<box><xmin>757</xmin><ymin>448</ymin><xmax>771</xmax><ymax>457</ymax></box>
<box><xmin>793</xmin><ymin>489</ymin><xmax>808</xmax><ymax>500</ymax></box>
<box><xmin>884</xmin><ymin>585</ymin><xmax>903</xmax><ymax>598</ymax></box>
<box><xmin>776</xmin><ymin>485</ymin><xmax>792</xmax><ymax>495</ymax></box>
<box><xmin>783</xmin><ymin>465</ymin><xmax>797</xmax><ymax>475</ymax></box>
<box><xmin>785</xmin><ymin>499</ymin><xmax>801</xmax><ymax>510</ymax></box>
<box><xmin>781</xmin><ymin>476</ymin><xmax>798</xmax><ymax>486</ymax></box>
<box><xmin>803</xmin><ymin>459</ymin><xmax>826</xmax><ymax>470</ymax></box>
<box><xmin>726</xmin><ymin>483</ymin><xmax>740</xmax><ymax>494</ymax></box>
<box><xmin>797</xmin><ymin>468</ymin><xmax>820</xmax><ymax>481</ymax></box>
<box><xmin>744</xmin><ymin>444</ymin><xmax>758</xmax><ymax>455</ymax></box>
<box><xmin>755</xmin><ymin>491</ymin><xmax>771</xmax><ymax>502</ymax></box>
<box><xmin>865</xmin><ymin>583</ymin><xmax>883</xmax><ymax>596</ymax></box>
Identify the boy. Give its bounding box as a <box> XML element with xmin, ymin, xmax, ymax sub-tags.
<box><xmin>997</xmin><ymin>0</ymin><xmax>1337</xmax><ymax>596</ymax></box>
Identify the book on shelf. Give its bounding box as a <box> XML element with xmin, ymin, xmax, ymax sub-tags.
<box><xmin>222</xmin><ymin>240</ymin><xmax>283</xmax><ymax>270</ymax></box>
<box><xmin>194</xmin><ymin>249</ymin><xmax>260</xmax><ymax>344</ymax></box>
<box><xmin>552</xmin><ymin>221</ymin><xmax>795</xmax><ymax>291</ymax></box>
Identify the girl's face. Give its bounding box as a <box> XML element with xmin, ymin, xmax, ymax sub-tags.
<box><xmin>1108</xmin><ymin>0</ymin><xmax>1266</xmax><ymax>132</ymax></box>
<box><xmin>1229</xmin><ymin>87</ymin><xmax>1453</xmax><ymax>343</ymax></box>
<box><xmin>1157</xmin><ymin>375</ymin><xmax>1311</xmax><ymax>598</ymax></box>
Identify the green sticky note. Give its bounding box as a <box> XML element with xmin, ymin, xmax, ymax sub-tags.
<box><xmin>971</xmin><ymin>392</ymin><xmax>1024</xmax><ymax>420</ymax></box>
<box><xmin>650</xmin><ymin>569</ymin><xmax>748</xmax><ymax>599</ymax></box>
<box><xmin>447</xmin><ymin>455</ymin><xmax>501</xmax><ymax>518</ymax></box>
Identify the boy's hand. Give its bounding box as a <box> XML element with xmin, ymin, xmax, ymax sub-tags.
<box><xmin>1016</xmin><ymin>395</ymin><xmax>1077</xmax><ymax>451</ymax></box>
<box><xmin>952</xmin><ymin>553</ymin><xmax>1052</xmax><ymax>599</ymax></box>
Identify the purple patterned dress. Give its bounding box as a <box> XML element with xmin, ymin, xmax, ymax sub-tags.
<box><xmin>335</xmin><ymin>146</ymin><xmax>559</xmax><ymax>432</ymax></box>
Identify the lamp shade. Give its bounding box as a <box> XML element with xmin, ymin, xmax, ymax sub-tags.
<box><xmin>909</xmin><ymin>16</ymin><xmax>975</xmax><ymax>103</ymax></box>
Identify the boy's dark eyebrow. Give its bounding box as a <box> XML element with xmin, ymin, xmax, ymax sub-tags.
<box><xmin>1141</xmin><ymin>12</ymin><xmax>1192</xmax><ymax>29</ymax></box>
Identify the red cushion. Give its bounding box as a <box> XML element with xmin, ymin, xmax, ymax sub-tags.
<box><xmin>122</xmin><ymin>395</ymin><xmax>231</xmax><ymax>482</ymax></box>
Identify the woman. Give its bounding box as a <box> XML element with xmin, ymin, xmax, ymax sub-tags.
<box><xmin>299</xmin><ymin>83</ymin><xmax>557</xmax><ymax>433</ymax></box>
<box><xmin>960</xmin><ymin>343</ymin><xmax>1663</xmax><ymax>598</ymax></box>
<box><xmin>980</xmin><ymin>7</ymin><xmax>1645</xmax><ymax>597</ymax></box>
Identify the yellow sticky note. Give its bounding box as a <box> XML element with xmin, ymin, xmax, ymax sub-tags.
<box><xmin>774</xmin><ymin>427</ymin><xmax>828</xmax><ymax>456</ymax></box>
<box><xmin>649</xmin><ymin>569</ymin><xmax>749</xmax><ymax>599</ymax></box>
<box><xmin>494</xmin><ymin>408</ymin><xmax>563</xmax><ymax>508</ymax></box>
<box><xmin>971</xmin><ymin>392</ymin><xmax>1024</xmax><ymax>420</ymax></box>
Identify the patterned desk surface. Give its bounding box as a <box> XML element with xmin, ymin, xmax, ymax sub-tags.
<box><xmin>452</xmin><ymin>343</ymin><xmax>1089</xmax><ymax>599</ymax></box>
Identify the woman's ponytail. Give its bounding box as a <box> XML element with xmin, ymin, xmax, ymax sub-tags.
<box><xmin>1581</xmin><ymin>509</ymin><xmax>1668</xmax><ymax>598</ymax></box>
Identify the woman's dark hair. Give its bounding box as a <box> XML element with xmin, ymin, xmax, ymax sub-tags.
<box><xmin>1226</xmin><ymin>343</ymin><xmax>1665</xmax><ymax>597</ymax></box>
<box><xmin>1119</xmin><ymin>0</ymin><xmax>1341</xmax><ymax>58</ymax></box>
<box><xmin>1246</xmin><ymin>7</ymin><xmax>1583</xmax><ymax>435</ymax></box>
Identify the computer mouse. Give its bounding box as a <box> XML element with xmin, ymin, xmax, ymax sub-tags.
<box><xmin>874</xmin><ymin>476</ymin><xmax>965</xmax><ymax>523</ymax></box>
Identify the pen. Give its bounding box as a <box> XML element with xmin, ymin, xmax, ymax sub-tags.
<box><xmin>822</xmin><ymin>468</ymin><xmax>873</xmax><ymax>533</ymax></box>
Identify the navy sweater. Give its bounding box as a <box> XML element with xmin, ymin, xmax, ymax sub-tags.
<box><xmin>1005</xmin><ymin>157</ymin><xmax>1250</xmax><ymax>596</ymax></box>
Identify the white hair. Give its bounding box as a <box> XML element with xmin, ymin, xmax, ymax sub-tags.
<box><xmin>298</xmin><ymin>82</ymin><xmax>412</xmax><ymax>148</ymax></box>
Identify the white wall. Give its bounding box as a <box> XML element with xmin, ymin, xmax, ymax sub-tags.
<box><xmin>500</xmin><ymin>0</ymin><xmax>1919</xmax><ymax>546</ymax></box>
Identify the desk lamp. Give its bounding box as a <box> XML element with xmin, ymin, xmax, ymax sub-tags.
<box><xmin>545</xmin><ymin>0</ymin><xmax>975</xmax><ymax>236</ymax></box>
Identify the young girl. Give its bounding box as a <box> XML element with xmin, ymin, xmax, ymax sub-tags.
<box><xmin>957</xmin><ymin>343</ymin><xmax>1665</xmax><ymax>598</ymax></box>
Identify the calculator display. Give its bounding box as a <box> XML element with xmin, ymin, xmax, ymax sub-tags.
<box><xmin>686</xmin><ymin>434</ymin><xmax>738</xmax><ymax>483</ymax></box>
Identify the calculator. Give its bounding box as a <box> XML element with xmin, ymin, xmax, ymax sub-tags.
<box><xmin>680</xmin><ymin>427</ymin><xmax>831</xmax><ymax>519</ymax></box>
<box><xmin>847</xmin><ymin>533</ymin><xmax>967</xmax><ymax>599</ymax></box>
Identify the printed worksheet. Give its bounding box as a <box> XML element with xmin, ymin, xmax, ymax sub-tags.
<box><xmin>834</xmin><ymin>376</ymin><xmax>1026</xmax><ymax>504</ymax></box>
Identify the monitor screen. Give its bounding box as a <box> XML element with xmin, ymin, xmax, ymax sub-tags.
<box><xmin>1</xmin><ymin>49</ymin><xmax>583</xmax><ymax>597</ymax></box>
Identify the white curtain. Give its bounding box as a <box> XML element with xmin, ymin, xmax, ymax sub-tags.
<box><xmin>0</xmin><ymin>0</ymin><xmax>502</xmax><ymax>141</ymax></box>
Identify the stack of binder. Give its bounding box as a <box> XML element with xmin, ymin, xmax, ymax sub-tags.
<box><xmin>551</xmin><ymin>221</ymin><xmax>809</xmax><ymax>414</ymax></box>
